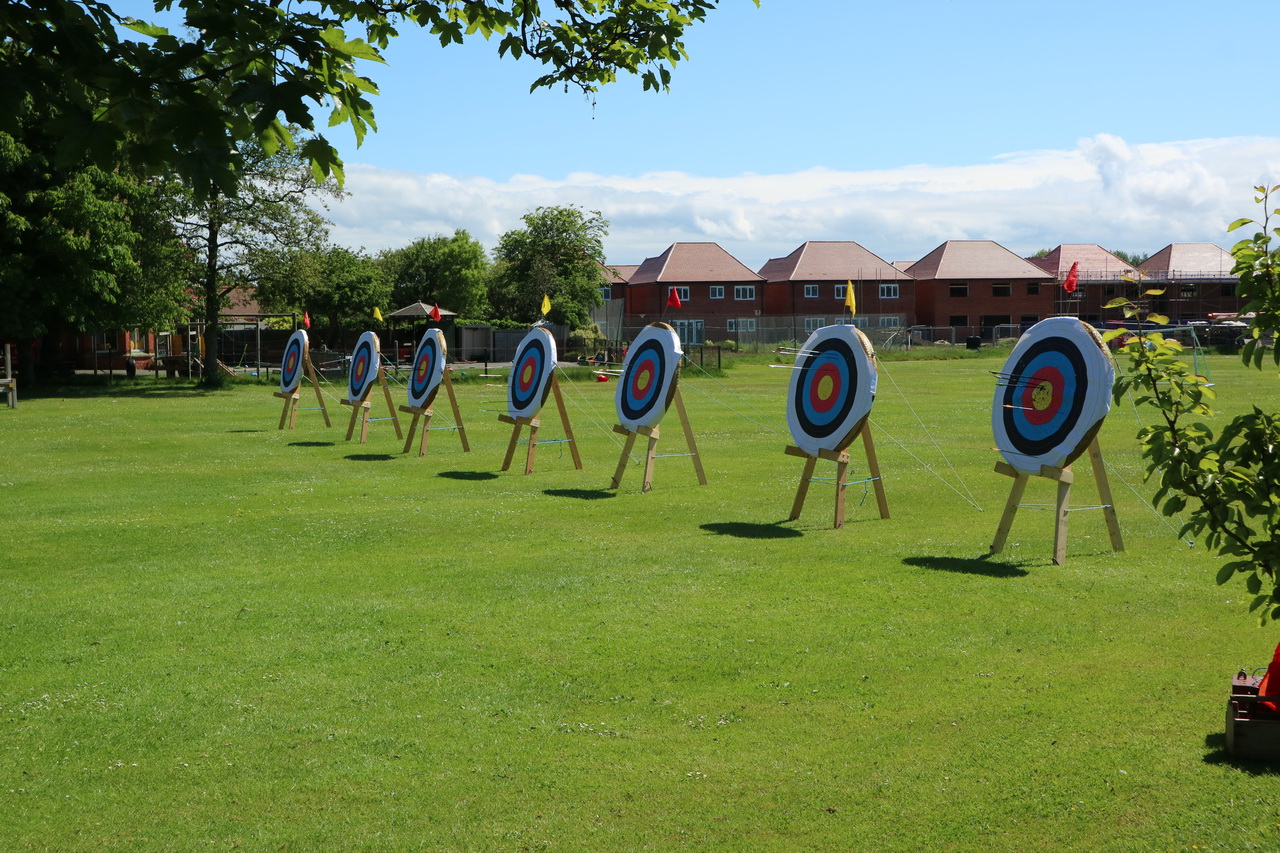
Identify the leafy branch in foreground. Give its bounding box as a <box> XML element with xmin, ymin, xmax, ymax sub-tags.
<box><xmin>1105</xmin><ymin>186</ymin><xmax>1280</xmax><ymax>623</ymax></box>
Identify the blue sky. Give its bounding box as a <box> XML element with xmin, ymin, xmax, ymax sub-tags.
<box><xmin>116</xmin><ymin>0</ymin><xmax>1280</xmax><ymax>269</ymax></box>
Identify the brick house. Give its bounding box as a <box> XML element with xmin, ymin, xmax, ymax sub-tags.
<box><xmin>908</xmin><ymin>240</ymin><xmax>1057</xmax><ymax>339</ymax></box>
<box><xmin>758</xmin><ymin>241</ymin><xmax>915</xmax><ymax>339</ymax></box>
<box><xmin>1026</xmin><ymin>244</ymin><xmax>1136</xmax><ymax>324</ymax></box>
<box><xmin>1136</xmin><ymin>243</ymin><xmax>1241</xmax><ymax>323</ymax></box>
<box><xmin>624</xmin><ymin>242</ymin><xmax>764</xmax><ymax>344</ymax></box>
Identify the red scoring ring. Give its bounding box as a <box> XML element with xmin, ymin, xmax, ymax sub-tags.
<box><xmin>630</xmin><ymin>361</ymin><xmax>655</xmax><ymax>399</ymax></box>
<box><xmin>1020</xmin><ymin>365</ymin><xmax>1063</xmax><ymax>427</ymax></box>
<box><xmin>807</xmin><ymin>362</ymin><xmax>843</xmax><ymax>415</ymax></box>
<box><xmin>517</xmin><ymin>356</ymin><xmax>538</xmax><ymax>392</ymax></box>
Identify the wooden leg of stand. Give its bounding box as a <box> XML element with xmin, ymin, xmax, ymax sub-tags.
<box><xmin>861</xmin><ymin>427</ymin><xmax>890</xmax><ymax>519</ymax></box>
<box><xmin>789</xmin><ymin>454</ymin><xmax>817</xmax><ymax>521</ymax></box>
<box><xmin>345</xmin><ymin>402</ymin><xmax>361</xmax><ymax>441</ymax></box>
<box><xmin>501</xmin><ymin>421</ymin><xmax>521</xmax><ymax>472</ymax></box>
<box><xmin>401</xmin><ymin>410</ymin><xmax>422</xmax><ymax>454</ymax></box>
<box><xmin>552</xmin><ymin>375</ymin><xmax>582</xmax><ymax>470</ymax></box>
<box><xmin>380</xmin><ymin>376</ymin><xmax>403</xmax><ymax>439</ymax></box>
<box><xmin>309</xmin><ymin>367</ymin><xmax>331</xmax><ymax>427</ymax></box>
<box><xmin>610</xmin><ymin>429</ymin><xmax>638</xmax><ymax>490</ymax></box>
<box><xmin>1052</xmin><ymin>472</ymin><xmax>1073</xmax><ymax>565</ymax></box>
<box><xmin>359</xmin><ymin>402</ymin><xmax>372</xmax><ymax>444</ymax></box>
<box><xmin>641</xmin><ymin>427</ymin><xmax>660</xmax><ymax>493</ymax></box>
<box><xmin>418</xmin><ymin>410</ymin><xmax>433</xmax><ymax>457</ymax></box>
<box><xmin>990</xmin><ymin>471</ymin><xmax>1029</xmax><ymax>555</ymax></box>
<box><xmin>673</xmin><ymin>389</ymin><xmax>707</xmax><ymax>485</ymax></box>
<box><xmin>1088</xmin><ymin>440</ymin><xmax>1125</xmax><ymax>553</ymax></box>
<box><xmin>524</xmin><ymin>419</ymin><xmax>540</xmax><ymax>475</ymax></box>
<box><xmin>444</xmin><ymin>373</ymin><xmax>470</xmax><ymax>452</ymax></box>
<box><xmin>834</xmin><ymin>453</ymin><xmax>849</xmax><ymax>530</ymax></box>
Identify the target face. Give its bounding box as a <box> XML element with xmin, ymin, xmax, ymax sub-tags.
<box><xmin>407</xmin><ymin>328</ymin><xmax>447</xmax><ymax>410</ymax></box>
<box><xmin>616</xmin><ymin>323</ymin><xmax>682</xmax><ymax>431</ymax></box>
<box><xmin>279</xmin><ymin>330</ymin><xmax>308</xmax><ymax>394</ymax></box>
<box><xmin>992</xmin><ymin>317</ymin><xmax>1114</xmax><ymax>473</ymax></box>
<box><xmin>507</xmin><ymin>328</ymin><xmax>557</xmax><ymax>419</ymax></box>
<box><xmin>786</xmin><ymin>324</ymin><xmax>877</xmax><ymax>457</ymax></box>
<box><xmin>347</xmin><ymin>331</ymin><xmax>381</xmax><ymax>403</ymax></box>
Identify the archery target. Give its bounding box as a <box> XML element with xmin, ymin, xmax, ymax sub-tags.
<box><xmin>992</xmin><ymin>317</ymin><xmax>1114</xmax><ymax>473</ymax></box>
<box><xmin>507</xmin><ymin>327</ymin><xmax>557</xmax><ymax>419</ymax></box>
<box><xmin>407</xmin><ymin>328</ymin><xmax>447</xmax><ymax>410</ymax></box>
<box><xmin>616</xmin><ymin>323</ymin><xmax>682</xmax><ymax>431</ymax></box>
<box><xmin>786</xmin><ymin>324</ymin><xmax>878</xmax><ymax>457</ymax></box>
<box><xmin>347</xmin><ymin>331</ymin><xmax>381</xmax><ymax>403</ymax></box>
<box><xmin>279</xmin><ymin>329</ymin><xmax>308</xmax><ymax>394</ymax></box>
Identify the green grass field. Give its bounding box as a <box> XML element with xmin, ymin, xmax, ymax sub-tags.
<box><xmin>3</xmin><ymin>354</ymin><xmax>1278</xmax><ymax>851</ymax></box>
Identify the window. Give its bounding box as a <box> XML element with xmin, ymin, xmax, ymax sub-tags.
<box><xmin>670</xmin><ymin>286</ymin><xmax>690</xmax><ymax>302</ymax></box>
<box><xmin>851</xmin><ymin>316</ymin><xmax>870</xmax><ymax>330</ymax></box>
<box><xmin>1104</xmin><ymin>284</ymin><xmax>1117</xmax><ymax>296</ymax></box>
<box><xmin>1026</xmin><ymin>283</ymin><xmax>1040</xmax><ymax>295</ymax></box>
<box><xmin>734</xmin><ymin>285</ymin><xmax>755</xmax><ymax>300</ymax></box>
<box><xmin>804</xmin><ymin>317</ymin><xmax>824</xmax><ymax>333</ymax></box>
<box><xmin>992</xmin><ymin>284</ymin><xmax>1012</xmax><ymax>297</ymax></box>
<box><xmin>599</xmin><ymin>287</ymin><xmax>612</xmax><ymax>301</ymax></box>
<box><xmin>834</xmin><ymin>284</ymin><xmax>846</xmax><ymax>299</ymax></box>
<box><xmin>1221</xmin><ymin>282</ymin><xmax>1237</xmax><ymax>298</ymax></box>
<box><xmin>709</xmin><ymin>285</ymin><xmax>724</xmax><ymax>299</ymax></box>
<box><xmin>727</xmin><ymin>318</ymin><xmax>756</xmax><ymax>333</ymax></box>
<box><xmin>1180</xmin><ymin>283</ymin><xmax>1197</xmax><ymax>298</ymax></box>
<box><xmin>1020</xmin><ymin>315</ymin><xmax>1039</xmax><ymax>327</ymax></box>
<box><xmin>804</xmin><ymin>284</ymin><xmax>819</xmax><ymax>298</ymax></box>
<box><xmin>672</xmin><ymin>319</ymin><xmax>704</xmax><ymax>345</ymax></box>
<box><xmin>879</xmin><ymin>283</ymin><xmax>899</xmax><ymax>300</ymax></box>
<box><xmin>726</xmin><ymin>319</ymin><xmax>735</xmax><ymax>333</ymax></box>
<box><xmin>949</xmin><ymin>284</ymin><xmax>968</xmax><ymax>298</ymax></box>
<box><xmin>878</xmin><ymin>316</ymin><xmax>900</xmax><ymax>328</ymax></box>
<box><xmin>948</xmin><ymin>315</ymin><xmax>968</xmax><ymax>328</ymax></box>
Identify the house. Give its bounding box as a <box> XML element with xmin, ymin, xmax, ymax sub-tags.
<box><xmin>1026</xmin><ymin>244</ymin><xmax>1135</xmax><ymax>324</ymax></box>
<box><xmin>1136</xmin><ymin>243</ymin><xmax>1241</xmax><ymax>323</ymax></box>
<box><xmin>624</xmin><ymin>242</ymin><xmax>764</xmax><ymax>344</ymax></box>
<box><xmin>908</xmin><ymin>240</ymin><xmax>1057</xmax><ymax>339</ymax></box>
<box><xmin>591</xmin><ymin>261</ymin><xmax>637</xmax><ymax>342</ymax></box>
<box><xmin>758</xmin><ymin>241</ymin><xmax>915</xmax><ymax>338</ymax></box>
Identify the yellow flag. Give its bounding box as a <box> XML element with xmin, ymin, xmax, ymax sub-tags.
<box><xmin>844</xmin><ymin>281</ymin><xmax>856</xmax><ymax>316</ymax></box>
<box><xmin>540</xmin><ymin>294</ymin><xmax>551</xmax><ymax>316</ymax></box>
<box><xmin>373</xmin><ymin>306</ymin><xmax>384</xmax><ymax>322</ymax></box>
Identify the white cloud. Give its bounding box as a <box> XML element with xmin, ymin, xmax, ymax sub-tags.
<box><xmin>327</xmin><ymin>135</ymin><xmax>1280</xmax><ymax>270</ymax></box>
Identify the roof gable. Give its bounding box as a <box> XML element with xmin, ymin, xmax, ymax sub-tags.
<box><xmin>759</xmin><ymin>241</ymin><xmax>913</xmax><ymax>283</ymax></box>
<box><xmin>629</xmin><ymin>242</ymin><xmax>763</xmax><ymax>284</ymax></box>
<box><xmin>1029</xmin><ymin>244</ymin><xmax>1135</xmax><ymax>277</ymax></box>
<box><xmin>906</xmin><ymin>240</ymin><xmax>1055</xmax><ymax>281</ymax></box>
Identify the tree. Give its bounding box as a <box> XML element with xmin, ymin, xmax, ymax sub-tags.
<box><xmin>256</xmin><ymin>246</ymin><xmax>391</xmax><ymax>348</ymax></box>
<box><xmin>488</xmin><ymin>205</ymin><xmax>608</xmax><ymax>329</ymax></box>
<box><xmin>0</xmin><ymin>93</ymin><xmax>194</xmax><ymax>370</ymax></box>
<box><xmin>380</xmin><ymin>230</ymin><xmax>490</xmax><ymax>318</ymax></box>
<box><xmin>1111</xmin><ymin>249</ymin><xmax>1150</xmax><ymax>267</ymax></box>
<box><xmin>1107</xmin><ymin>186</ymin><xmax>1280</xmax><ymax>623</ymax></box>
<box><xmin>2</xmin><ymin>1</ymin><xmax>751</xmax><ymax>197</ymax></box>
<box><xmin>168</xmin><ymin>138</ymin><xmax>342</xmax><ymax>385</ymax></box>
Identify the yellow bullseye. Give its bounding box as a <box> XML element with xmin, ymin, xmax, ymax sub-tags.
<box><xmin>636</xmin><ymin>369</ymin><xmax>651</xmax><ymax>392</ymax></box>
<box><xmin>1031</xmin><ymin>380</ymin><xmax>1054</xmax><ymax>411</ymax></box>
<box><xmin>816</xmin><ymin>375</ymin><xmax>834</xmax><ymax>401</ymax></box>
<box><xmin>521</xmin><ymin>364</ymin><xmax>534</xmax><ymax>384</ymax></box>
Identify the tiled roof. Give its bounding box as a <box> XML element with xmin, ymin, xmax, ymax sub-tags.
<box><xmin>758</xmin><ymin>241</ymin><xmax>913</xmax><ymax>282</ymax></box>
<box><xmin>629</xmin><ymin>242</ymin><xmax>763</xmax><ymax>284</ymax></box>
<box><xmin>600</xmin><ymin>263</ymin><xmax>639</xmax><ymax>284</ymax></box>
<box><xmin>906</xmin><ymin>240</ymin><xmax>1056</xmax><ymax>281</ymax></box>
<box><xmin>1028</xmin><ymin>244</ymin><xmax>1135</xmax><ymax>277</ymax></box>
<box><xmin>1138</xmin><ymin>243</ymin><xmax>1235</xmax><ymax>277</ymax></box>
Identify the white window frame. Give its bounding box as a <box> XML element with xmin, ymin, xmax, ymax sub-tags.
<box><xmin>709</xmin><ymin>285</ymin><xmax>724</xmax><ymax>299</ymax></box>
<box><xmin>834</xmin><ymin>284</ymin><xmax>847</xmax><ymax>299</ymax></box>
<box><xmin>599</xmin><ymin>287</ymin><xmax>612</xmax><ymax>301</ymax></box>
<box><xmin>670</xmin><ymin>286</ymin><xmax>690</xmax><ymax>302</ymax></box>
<box><xmin>804</xmin><ymin>317</ymin><xmax>824</xmax><ymax>333</ymax></box>
<box><xmin>739</xmin><ymin>318</ymin><xmax>757</xmax><ymax>332</ymax></box>
<box><xmin>803</xmin><ymin>284</ymin><xmax>819</xmax><ymax>298</ymax></box>
<box><xmin>878</xmin><ymin>316</ymin><xmax>900</xmax><ymax>328</ymax></box>
<box><xmin>879</xmin><ymin>283</ymin><xmax>899</xmax><ymax>300</ymax></box>
<box><xmin>734</xmin><ymin>285</ymin><xmax>755</xmax><ymax>301</ymax></box>
<box><xmin>726</xmin><ymin>319</ymin><xmax>736</xmax><ymax>333</ymax></box>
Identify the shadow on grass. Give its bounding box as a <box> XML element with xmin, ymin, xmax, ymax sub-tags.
<box><xmin>438</xmin><ymin>470</ymin><xmax>499</xmax><ymax>481</ymax></box>
<box><xmin>700</xmin><ymin>521</ymin><xmax>803</xmax><ymax>540</ymax></box>
<box><xmin>345</xmin><ymin>453</ymin><xmax>395</xmax><ymax>462</ymax></box>
<box><xmin>288</xmin><ymin>441</ymin><xmax>335</xmax><ymax>447</ymax></box>
<box><xmin>544</xmin><ymin>488</ymin><xmax>616</xmax><ymax>501</ymax></box>
<box><xmin>902</xmin><ymin>555</ymin><xmax>1029</xmax><ymax>578</ymax></box>
<box><xmin>1202</xmin><ymin>732</ymin><xmax>1280</xmax><ymax>775</ymax></box>
<box><xmin>24</xmin><ymin>381</ymin><xmax>221</xmax><ymax>400</ymax></box>
<box><xmin>228</xmin><ymin>429</ymin><xmax>265</xmax><ymax>433</ymax></box>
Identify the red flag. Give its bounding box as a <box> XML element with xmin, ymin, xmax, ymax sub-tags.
<box><xmin>303</xmin><ymin>311</ymin><xmax>311</xmax><ymax>328</ymax></box>
<box><xmin>1257</xmin><ymin>639</ymin><xmax>1280</xmax><ymax>713</ymax></box>
<box><xmin>1063</xmin><ymin>261</ymin><xmax>1079</xmax><ymax>294</ymax></box>
<box><xmin>667</xmin><ymin>288</ymin><xmax>682</xmax><ymax>309</ymax></box>
<box><xmin>430</xmin><ymin>303</ymin><xmax>442</xmax><ymax>322</ymax></box>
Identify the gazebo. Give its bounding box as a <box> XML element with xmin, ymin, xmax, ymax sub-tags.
<box><xmin>385</xmin><ymin>302</ymin><xmax>456</xmax><ymax>363</ymax></box>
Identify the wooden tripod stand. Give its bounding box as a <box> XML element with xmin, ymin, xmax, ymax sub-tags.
<box><xmin>989</xmin><ymin>438</ymin><xmax>1124</xmax><ymax>565</ymax></box>
<box><xmin>609</xmin><ymin>387</ymin><xmax>707</xmax><ymax>493</ymax></box>
<box><xmin>498</xmin><ymin>373</ymin><xmax>581</xmax><ymax>474</ymax></box>
<box><xmin>785</xmin><ymin>423</ymin><xmax>888</xmax><ymax>528</ymax></box>
<box><xmin>273</xmin><ymin>356</ymin><xmax>330</xmax><ymax>430</ymax></box>
<box><xmin>399</xmin><ymin>369</ymin><xmax>470</xmax><ymax>457</ymax></box>
<box><xmin>342</xmin><ymin>367</ymin><xmax>403</xmax><ymax>443</ymax></box>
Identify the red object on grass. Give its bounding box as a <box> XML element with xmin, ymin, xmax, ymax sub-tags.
<box><xmin>595</xmin><ymin>373</ymin><xmax>609</xmax><ymax>382</ymax></box>
<box><xmin>1257</xmin><ymin>639</ymin><xmax>1280</xmax><ymax>712</ymax></box>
